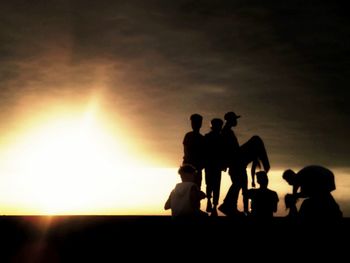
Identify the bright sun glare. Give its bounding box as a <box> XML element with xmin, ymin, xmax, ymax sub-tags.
<box><xmin>0</xmin><ymin>108</ymin><xmax>170</xmax><ymax>215</ymax></box>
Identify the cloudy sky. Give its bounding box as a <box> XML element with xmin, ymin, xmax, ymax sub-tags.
<box><xmin>0</xmin><ymin>0</ymin><xmax>349</xmax><ymax>170</ymax></box>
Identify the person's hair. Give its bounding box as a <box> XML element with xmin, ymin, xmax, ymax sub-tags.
<box><xmin>190</xmin><ymin>113</ymin><xmax>202</xmax><ymax>122</ymax></box>
<box><xmin>210</xmin><ymin>118</ymin><xmax>223</xmax><ymax>130</ymax></box>
<box><xmin>178</xmin><ymin>164</ymin><xmax>197</xmax><ymax>181</ymax></box>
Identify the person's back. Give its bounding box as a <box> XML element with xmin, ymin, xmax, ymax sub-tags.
<box><xmin>247</xmin><ymin>171</ymin><xmax>279</xmax><ymax>218</ymax></box>
<box><xmin>164</xmin><ymin>164</ymin><xmax>207</xmax><ymax>217</ymax></box>
<box><xmin>297</xmin><ymin>165</ymin><xmax>336</xmax><ymax>197</ymax></box>
<box><xmin>183</xmin><ymin>131</ymin><xmax>205</xmax><ymax>167</ymax></box>
<box><xmin>248</xmin><ymin>188</ymin><xmax>279</xmax><ymax>218</ymax></box>
<box><xmin>169</xmin><ymin>182</ymin><xmax>198</xmax><ymax>216</ymax></box>
<box><xmin>299</xmin><ymin>192</ymin><xmax>343</xmax><ymax>222</ymax></box>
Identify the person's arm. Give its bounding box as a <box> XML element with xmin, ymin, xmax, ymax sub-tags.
<box><xmin>199</xmin><ymin>190</ymin><xmax>206</xmax><ymax>200</ymax></box>
<box><xmin>251</xmin><ymin>169</ymin><xmax>256</xmax><ymax>188</ymax></box>
<box><xmin>285</xmin><ymin>193</ymin><xmax>298</xmax><ymax>217</ymax></box>
<box><xmin>190</xmin><ymin>186</ymin><xmax>199</xmax><ymax>210</ymax></box>
<box><xmin>292</xmin><ymin>183</ymin><xmax>302</xmax><ymax>197</ymax></box>
<box><xmin>273</xmin><ymin>192</ymin><xmax>279</xmax><ymax>213</ymax></box>
<box><xmin>164</xmin><ymin>192</ymin><xmax>172</xmax><ymax>210</ymax></box>
<box><xmin>250</xmin><ymin>159</ymin><xmax>259</xmax><ymax>188</ymax></box>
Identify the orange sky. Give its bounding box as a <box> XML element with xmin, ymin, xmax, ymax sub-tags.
<box><xmin>0</xmin><ymin>0</ymin><xmax>348</xmax><ymax>216</ymax></box>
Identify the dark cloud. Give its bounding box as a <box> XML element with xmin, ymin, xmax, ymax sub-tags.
<box><xmin>0</xmin><ymin>0</ymin><xmax>349</xmax><ymax>168</ymax></box>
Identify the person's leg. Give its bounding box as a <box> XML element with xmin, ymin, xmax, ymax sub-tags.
<box><xmin>224</xmin><ymin>173</ymin><xmax>241</xmax><ymax>210</ymax></box>
<box><xmin>241</xmin><ymin>171</ymin><xmax>249</xmax><ymax>213</ymax></box>
<box><xmin>205</xmin><ymin>168</ymin><xmax>213</xmax><ymax>212</ymax></box>
<box><xmin>252</xmin><ymin>135</ymin><xmax>270</xmax><ymax>172</ymax></box>
<box><xmin>212</xmin><ymin>168</ymin><xmax>222</xmax><ymax>206</ymax></box>
<box><xmin>195</xmin><ymin>169</ymin><xmax>203</xmax><ymax>189</ymax></box>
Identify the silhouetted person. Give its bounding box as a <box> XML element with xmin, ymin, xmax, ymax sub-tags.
<box><xmin>246</xmin><ymin>171</ymin><xmax>279</xmax><ymax>219</ymax></box>
<box><xmin>204</xmin><ymin>118</ymin><xmax>225</xmax><ymax>216</ymax></box>
<box><xmin>218</xmin><ymin>112</ymin><xmax>270</xmax><ymax>216</ymax></box>
<box><xmin>241</xmin><ymin>135</ymin><xmax>270</xmax><ymax>188</ymax></box>
<box><xmin>282</xmin><ymin>165</ymin><xmax>336</xmax><ymax>198</ymax></box>
<box><xmin>282</xmin><ymin>165</ymin><xmax>342</xmax><ymax>221</ymax></box>
<box><xmin>164</xmin><ymin>164</ymin><xmax>207</xmax><ymax>217</ymax></box>
<box><xmin>182</xmin><ymin>113</ymin><xmax>205</xmax><ymax>188</ymax></box>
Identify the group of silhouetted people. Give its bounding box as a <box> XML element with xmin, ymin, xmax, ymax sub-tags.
<box><xmin>165</xmin><ymin>112</ymin><xmax>343</xmax><ymax>222</ymax></box>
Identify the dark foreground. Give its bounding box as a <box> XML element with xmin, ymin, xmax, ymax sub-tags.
<box><xmin>1</xmin><ymin>216</ymin><xmax>349</xmax><ymax>262</ymax></box>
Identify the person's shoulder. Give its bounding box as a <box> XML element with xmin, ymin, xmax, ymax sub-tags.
<box><xmin>183</xmin><ymin>131</ymin><xmax>194</xmax><ymax>141</ymax></box>
<box><xmin>247</xmin><ymin>188</ymin><xmax>257</xmax><ymax>197</ymax></box>
<box><xmin>184</xmin><ymin>131</ymin><xmax>193</xmax><ymax>137</ymax></box>
<box><xmin>266</xmin><ymin>188</ymin><xmax>279</xmax><ymax>196</ymax></box>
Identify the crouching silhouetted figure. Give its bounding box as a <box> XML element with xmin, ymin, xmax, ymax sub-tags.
<box><xmin>282</xmin><ymin>165</ymin><xmax>342</xmax><ymax>222</ymax></box>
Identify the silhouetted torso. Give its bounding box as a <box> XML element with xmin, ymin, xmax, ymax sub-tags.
<box><xmin>204</xmin><ymin>130</ymin><xmax>224</xmax><ymax>168</ymax></box>
<box><xmin>221</xmin><ymin>124</ymin><xmax>240</xmax><ymax>173</ymax></box>
<box><xmin>183</xmin><ymin>131</ymin><xmax>205</xmax><ymax>169</ymax></box>
<box><xmin>247</xmin><ymin>188</ymin><xmax>279</xmax><ymax>218</ymax></box>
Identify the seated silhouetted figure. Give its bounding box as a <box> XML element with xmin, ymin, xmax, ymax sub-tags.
<box><xmin>246</xmin><ymin>171</ymin><xmax>279</xmax><ymax>219</ymax></box>
<box><xmin>164</xmin><ymin>164</ymin><xmax>207</xmax><ymax>218</ymax></box>
<box><xmin>282</xmin><ymin>165</ymin><xmax>342</xmax><ymax>222</ymax></box>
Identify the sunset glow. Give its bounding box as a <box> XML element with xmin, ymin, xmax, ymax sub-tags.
<box><xmin>0</xmin><ymin>106</ymin><xmax>167</xmax><ymax>215</ymax></box>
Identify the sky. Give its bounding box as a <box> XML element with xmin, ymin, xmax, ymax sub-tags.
<box><xmin>0</xmin><ymin>0</ymin><xmax>349</xmax><ymax>215</ymax></box>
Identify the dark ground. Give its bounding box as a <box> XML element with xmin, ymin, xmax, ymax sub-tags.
<box><xmin>1</xmin><ymin>216</ymin><xmax>349</xmax><ymax>262</ymax></box>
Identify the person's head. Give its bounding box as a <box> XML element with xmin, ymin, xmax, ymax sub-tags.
<box><xmin>282</xmin><ymin>169</ymin><xmax>296</xmax><ymax>185</ymax></box>
<box><xmin>178</xmin><ymin>164</ymin><xmax>197</xmax><ymax>182</ymax></box>
<box><xmin>190</xmin><ymin>113</ymin><xmax>203</xmax><ymax>131</ymax></box>
<box><xmin>224</xmin><ymin>111</ymin><xmax>240</xmax><ymax>127</ymax></box>
<box><xmin>210</xmin><ymin>118</ymin><xmax>223</xmax><ymax>132</ymax></box>
<box><xmin>256</xmin><ymin>171</ymin><xmax>268</xmax><ymax>188</ymax></box>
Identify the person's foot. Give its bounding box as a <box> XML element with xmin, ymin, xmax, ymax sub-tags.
<box><xmin>218</xmin><ymin>204</ymin><xmax>244</xmax><ymax>217</ymax></box>
<box><xmin>218</xmin><ymin>204</ymin><xmax>234</xmax><ymax>216</ymax></box>
<box><xmin>211</xmin><ymin>207</ymin><xmax>218</xmax><ymax>217</ymax></box>
<box><xmin>206</xmin><ymin>200</ymin><xmax>212</xmax><ymax>212</ymax></box>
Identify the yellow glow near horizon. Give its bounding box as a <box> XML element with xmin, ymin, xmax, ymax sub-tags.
<box><xmin>0</xmin><ymin>107</ymin><xmax>162</xmax><ymax>215</ymax></box>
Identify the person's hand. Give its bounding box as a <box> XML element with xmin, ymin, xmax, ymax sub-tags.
<box><xmin>222</xmin><ymin>165</ymin><xmax>227</xmax><ymax>172</ymax></box>
<box><xmin>199</xmin><ymin>191</ymin><xmax>206</xmax><ymax>200</ymax></box>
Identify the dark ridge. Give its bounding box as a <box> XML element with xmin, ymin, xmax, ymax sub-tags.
<box><xmin>1</xmin><ymin>215</ymin><xmax>349</xmax><ymax>261</ymax></box>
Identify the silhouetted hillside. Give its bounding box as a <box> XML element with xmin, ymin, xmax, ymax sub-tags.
<box><xmin>1</xmin><ymin>216</ymin><xmax>349</xmax><ymax>261</ymax></box>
